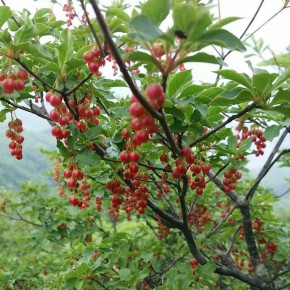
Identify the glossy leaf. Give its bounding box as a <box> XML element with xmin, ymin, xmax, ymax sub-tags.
<box><xmin>142</xmin><ymin>0</ymin><xmax>173</xmax><ymax>25</ymax></box>
<box><xmin>215</xmin><ymin>69</ymin><xmax>252</xmax><ymax>90</ymax></box>
<box><xmin>57</xmin><ymin>29</ymin><xmax>74</xmax><ymax>71</ymax></box>
<box><xmin>252</xmin><ymin>72</ymin><xmax>278</xmax><ymax>97</ymax></box>
<box><xmin>167</xmin><ymin>70</ymin><xmax>192</xmax><ymax>99</ymax></box>
<box><xmin>181</xmin><ymin>52</ymin><xmax>225</xmax><ymax>65</ymax></box>
<box><xmin>264</xmin><ymin>125</ymin><xmax>282</xmax><ymax>141</ymax></box>
<box><xmin>211</xmin><ymin>88</ymin><xmax>253</xmax><ymax>106</ymax></box>
<box><xmin>0</xmin><ymin>6</ymin><xmax>12</xmax><ymax>30</ymax></box>
<box><xmin>200</xmin><ymin>29</ymin><xmax>246</xmax><ymax>51</ymax></box>
<box><xmin>129</xmin><ymin>15</ymin><xmax>163</xmax><ymax>41</ymax></box>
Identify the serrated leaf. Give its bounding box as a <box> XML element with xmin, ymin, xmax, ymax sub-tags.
<box><xmin>142</xmin><ymin>0</ymin><xmax>173</xmax><ymax>25</ymax></box>
<box><xmin>200</xmin><ymin>29</ymin><xmax>246</xmax><ymax>51</ymax></box>
<box><xmin>215</xmin><ymin>70</ymin><xmax>252</xmax><ymax>90</ymax></box>
<box><xmin>168</xmin><ymin>70</ymin><xmax>192</xmax><ymax>98</ymax></box>
<box><xmin>129</xmin><ymin>15</ymin><xmax>163</xmax><ymax>41</ymax></box>
<box><xmin>42</xmin><ymin>62</ymin><xmax>61</xmax><ymax>74</ymax></box>
<box><xmin>0</xmin><ymin>6</ymin><xmax>13</xmax><ymax>30</ymax></box>
<box><xmin>264</xmin><ymin>125</ymin><xmax>282</xmax><ymax>141</ymax></box>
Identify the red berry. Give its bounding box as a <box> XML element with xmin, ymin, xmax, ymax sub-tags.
<box><xmin>147</xmin><ymin>84</ymin><xmax>165</xmax><ymax>108</ymax></box>
<box><xmin>0</xmin><ymin>72</ymin><xmax>7</xmax><ymax>82</ymax></box>
<box><xmin>129</xmin><ymin>151</ymin><xmax>140</xmax><ymax>163</ymax></box>
<box><xmin>2</xmin><ymin>78</ymin><xmax>15</xmax><ymax>94</ymax></box>
<box><xmin>16</xmin><ymin>69</ymin><xmax>28</xmax><ymax>81</ymax></box>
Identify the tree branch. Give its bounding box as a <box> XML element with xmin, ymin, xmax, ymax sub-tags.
<box><xmin>88</xmin><ymin>0</ymin><xmax>180</xmax><ymax>156</ymax></box>
<box><xmin>190</xmin><ymin>103</ymin><xmax>258</xmax><ymax>148</ymax></box>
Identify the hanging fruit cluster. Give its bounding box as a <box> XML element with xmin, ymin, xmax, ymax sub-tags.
<box><xmin>0</xmin><ymin>69</ymin><xmax>28</xmax><ymax>94</ymax></box>
<box><xmin>6</xmin><ymin>119</ymin><xmax>24</xmax><ymax>160</ymax></box>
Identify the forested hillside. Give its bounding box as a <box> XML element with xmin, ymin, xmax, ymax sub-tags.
<box><xmin>0</xmin><ymin>127</ymin><xmax>55</xmax><ymax>190</ymax></box>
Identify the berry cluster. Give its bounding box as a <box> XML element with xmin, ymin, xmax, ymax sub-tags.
<box><xmin>188</xmin><ymin>204</ymin><xmax>212</xmax><ymax>232</ymax></box>
<box><xmin>126</xmin><ymin>84</ymin><xmax>164</xmax><ymax>148</ymax></box>
<box><xmin>0</xmin><ymin>69</ymin><xmax>28</xmax><ymax>94</ymax></box>
<box><xmin>189</xmin><ymin>258</ymin><xmax>199</xmax><ymax>275</ymax></box>
<box><xmin>189</xmin><ymin>157</ymin><xmax>211</xmax><ymax>196</ymax></box>
<box><xmin>222</xmin><ymin>167</ymin><xmax>242</xmax><ymax>193</ymax></box>
<box><xmin>6</xmin><ymin>119</ymin><xmax>24</xmax><ymax>160</ymax></box>
<box><xmin>172</xmin><ymin>147</ymin><xmax>196</xmax><ymax>179</ymax></box>
<box><xmin>63</xmin><ymin>3</ymin><xmax>75</xmax><ymax>26</ymax></box>
<box><xmin>65</xmin><ymin>162</ymin><xmax>91</xmax><ymax>209</ymax></box>
<box><xmin>106</xmin><ymin>54</ymin><xmax>118</xmax><ymax>76</ymax></box>
<box><xmin>95</xmin><ymin>196</ymin><xmax>102</xmax><ymax>212</ymax></box>
<box><xmin>156</xmin><ymin>216</ymin><xmax>170</xmax><ymax>240</ymax></box>
<box><xmin>47</xmin><ymin>92</ymin><xmax>101</xmax><ymax>140</ymax></box>
<box><xmin>83</xmin><ymin>47</ymin><xmax>105</xmax><ymax>76</ymax></box>
<box><xmin>235</xmin><ymin>123</ymin><xmax>267</xmax><ymax>157</ymax></box>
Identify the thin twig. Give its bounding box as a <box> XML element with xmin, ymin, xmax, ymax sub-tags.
<box><xmin>206</xmin><ymin>205</ymin><xmax>237</xmax><ymax>239</ymax></box>
<box><xmin>79</xmin><ymin>0</ymin><xmax>105</xmax><ymax>57</ymax></box>
<box><xmin>247</xmin><ymin>148</ymin><xmax>290</xmax><ymax>201</ymax></box>
<box><xmin>189</xmin><ymin>103</ymin><xmax>258</xmax><ymax>148</ymax></box>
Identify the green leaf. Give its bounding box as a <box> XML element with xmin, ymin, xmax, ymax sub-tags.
<box><xmin>270</xmin><ymin>105</ymin><xmax>290</xmax><ymax>119</ymax></box>
<box><xmin>119</xmin><ymin>268</ymin><xmax>132</xmax><ymax>281</ymax></box>
<box><xmin>252</xmin><ymin>72</ymin><xmax>278</xmax><ymax>97</ymax></box>
<box><xmin>57</xmin><ymin>29</ymin><xmax>74</xmax><ymax>72</ymax></box>
<box><xmin>270</xmin><ymin>89</ymin><xmax>290</xmax><ymax>105</ymax></box>
<box><xmin>42</xmin><ymin>62</ymin><xmax>61</xmax><ymax>74</ymax></box>
<box><xmin>200</xmin><ymin>29</ymin><xmax>246</xmax><ymax>51</ymax></box>
<box><xmin>179</xmin><ymin>84</ymin><xmax>208</xmax><ymax>98</ymax></box>
<box><xmin>173</xmin><ymin>2</ymin><xmax>211</xmax><ymax>39</ymax></box>
<box><xmin>34</xmin><ymin>8</ymin><xmax>51</xmax><ymax>18</ymax></box>
<box><xmin>129</xmin><ymin>15</ymin><xmax>163</xmax><ymax>41</ymax></box>
<box><xmin>238</xmin><ymin>138</ymin><xmax>252</xmax><ymax>153</ymax></box>
<box><xmin>228</xmin><ymin>135</ymin><xmax>238</xmax><ymax>152</ymax></box>
<box><xmin>106</xmin><ymin>7</ymin><xmax>130</xmax><ymax>22</ymax></box>
<box><xmin>211</xmin><ymin>88</ymin><xmax>253</xmax><ymax>106</ymax></box>
<box><xmin>215</xmin><ymin>70</ymin><xmax>252</xmax><ymax>90</ymax></box>
<box><xmin>14</xmin><ymin>42</ymin><xmax>52</xmax><ymax>59</ymax></box>
<box><xmin>57</xmin><ymin>140</ymin><xmax>69</xmax><ymax>158</ymax></box>
<box><xmin>124</xmin><ymin>51</ymin><xmax>157</xmax><ymax>64</ymax></box>
<box><xmin>0</xmin><ymin>108</ymin><xmax>11</xmax><ymax>122</ymax></box>
<box><xmin>76</xmin><ymin>149</ymin><xmax>100</xmax><ymax>166</ymax></box>
<box><xmin>142</xmin><ymin>0</ymin><xmax>173</xmax><ymax>25</ymax></box>
<box><xmin>167</xmin><ymin>70</ymin><xmax>192</xmax><ymax>99</ymax></box>
<box><xmin>15</xmin><ymin>24</ymin><xmax>50</xmax><ymax>43</ymax></box>
<box><xmin>273</xmin><ymin>67</ymin><xmax>290</xmax><ymax>89</ymax></box>
<box><xmin>181</xmin><ymin>52</ymin><xmax>225</xmax><ymax>65</ymax></box>
<box><xmin>264</xmin><ymin>125</ymin><xmax>282</xmax><ymax>141</ymax></box>
<box><xmin>0</xmin><ymin>6</ymin><xmax>13</xmax><ymax>30</ymax></box>
<box><xmin>211</xmin><ymin>17</ymin><xmax>242</xmax><ymax>29</ymax></box>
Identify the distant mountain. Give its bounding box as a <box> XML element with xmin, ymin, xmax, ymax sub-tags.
<box><xmin>0</xmin><ymin>126</ymin><xmax>56</xmax><ymax>190</ymax></box>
